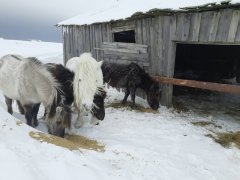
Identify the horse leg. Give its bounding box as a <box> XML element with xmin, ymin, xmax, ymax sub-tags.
<box><xmin>32</xmin><ymin>103</ymin><xmax>40</xmax><ymax>127</ymax></box>
<box><xmin>75</xmin><ymin>110</ymin><xmax>84</xmax><ymax>128</ymax></box>
<box><xmin>129</xmin><ymin>86</ymin><xmax>137</xmax><ymax>107</ymax></box>
<box><xmin>122</xmin><ymin>88</ymin><xmax>130</xmax><ymax>104</ymax></box>
<box><xmin>23</xmin><ymin>104</ymin><xmax>34</xmax><ymax>127</ymax></box>
<box><xmin>4</xmin><ymin>96</ymin><xmax>13</xmax><ymax>114</ymax></box>
<box><xmin>42</xmin><ymin>109</ymin><xmax>47</xmax><ymax>120</ymax></box>
<box><xmin>16</xmin><ymin>100</ymin><xmax>25</xmax><ymax>114</ymax></box>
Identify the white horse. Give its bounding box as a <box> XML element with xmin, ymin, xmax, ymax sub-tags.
<box><xmin>0</xmin><ymin>55</ymin><xmax>72</xmax><ymax>137</ymax></box>
<box><xmin>66</xmin><ymin>53</ymin><xmax>104</xmax><ymax>128</ymax></box>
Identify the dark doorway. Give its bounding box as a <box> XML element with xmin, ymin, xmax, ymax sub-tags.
<box><xmin>173</xmin><ymin>43</ymin><xmax>240</xmax><ymax>123</ymax></box>
<box><xmin>174</xmin><ymin>43</ymin><xmax>240</xmax><ymax>82</ymax></box>
<box><xmin>113</xmin><ymin>30</ymin><xmax>136</xmax><ymax>43</ymax></box>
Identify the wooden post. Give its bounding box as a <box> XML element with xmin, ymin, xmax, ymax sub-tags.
<box><xmin>153</xmin><ymin>76</ymin><xmax>240</xmax><ymax>94</ymax></box>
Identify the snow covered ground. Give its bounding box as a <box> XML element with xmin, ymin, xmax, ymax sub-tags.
<box><xmin>0</xmin><ymin>38</ymin><xmax>240</xmax><ymax>180</ymax></box>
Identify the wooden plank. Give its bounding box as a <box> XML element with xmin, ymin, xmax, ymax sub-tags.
<box><xmin>79</xmin><ymin>26</ymin><xmax>84</xmax><ymax>54</ymax></box>
<box><xmin>188</xmin><ymin>13</ymin><xmax>202</xmax><ymax>41</ymax></box>
<box><xmin>111</xmin><ymin>21</ymin><xmax>135</xmax><ymax>30</ymax></box>
<box><xmin>93</xmin><ymin>24</ymin><xmax>98</xmax><ymax>58</ymax></box>
<box><xmin>165</xmin><ymin>15</ymin><xmax>177</xmax><ymax>107</ymax></box>
<box><xmin>62</xmin><ymin>27</ymin><xmax>67</xmax><ymax>64</ymax></box>
<box><xmin>228</xmin><ymin>10</ymin><xmax>240</xmax><ymax>42</ymax></box>
<box><xmin>135</xmin><ymin>20</ymin><xmax>143</xmax><ymax>44</ymax></box>
<box><xmin>199</xmin><ymin>11</ymin><xmax>214</xmax><ymax>42</ymax></box>
<box><xmin>161</xmin><ymin>16</ymin><xmax>172</xmax><ymax>107</ymax></box>
<box><xmin>102</xmin><ymin>47</ymin><xmax>145</xmax><ymax>54</ymax></box>
<box><xmin>176</xmin><ymin>13</ymin><xmax>184</xmax><ymax>41</ymax></box>
<box><xmin>182</xmin><ymin>13</ymin><xmax>191</xmax><ymax>41</ymax></box>
<box><xmin>145</xmin><ymin>18</ymin><xmax>152</xmax><ymax>73</ymax></box>
<box><xmin>167</xmin><ymin>16</ymin><xmax>177</xmax><ymax>78</ymax></box>
<box><xmin>102</xmin><ymin>42</ymin><xmax>148</xmax><ymax>48</ymax></box>
<box><xmin>103</xmin><ymin>51</ymin><xmax>149</xmax><ymax>60</ymax></box>
<box><xmin>65</xmin><ymin>27</ymin><xmax>69</xmax><ymax>61</ymax></box>
<box><xmin>234</xmin><ymin>16</ymin><xmax>240</xmax><ymax>42</ymax></box>
<box><xmin>108</xmin><ymin>23</ymin><xmax>113</xmax><ymax>42</ymax></box>
<box><xmin>155</xmin><ymin>16</ymin><xmax>164</xmax><ymax>76</ymax></box>
<box><xmin>215</xmin><ymin>9</ymin><xmax>233</xmax><ymax>42</ymax></box>
<box><xmin>149</xmin><ymin>17</ymin><xmax>157</xmax><ymax>74</ymax></box>
<box><xmin>153</xmin><ymin>76</ymin><xmax>240</xmax><ymax>94</ymax></box>
<box><xmin>102</xmin><ymin>44</ymin><xmax>147</xmax><ymax>53</ymax></box>
<box><xmin>175</xmin><ymin>13</ymin><xmax>190</xmax><ymax>41</ymax></box>
<box><xmin>142</xmin><ymin>18</ymin><xmax>148</xmax><ymax>45</ymax></box>
<box><xmin>112</xmin><ymin>24</ymin><xmax>135</xmax><ymax>32</ymax></box>
<box><xmin>209</xmin><ymin>12</ymin><xmax>221</xmax><ymax>42</ymax></box>
<box><xmin>102</xmin><ymin>42</ymin><xmax>148</xmax><ymax>54</ymax></box>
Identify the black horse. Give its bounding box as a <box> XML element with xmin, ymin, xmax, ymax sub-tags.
<box><xmin>101</xmin><ymin>62</ymin><xmax>161</xmax><ymax>110</ymax></box>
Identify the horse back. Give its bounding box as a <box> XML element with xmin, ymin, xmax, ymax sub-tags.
<box><xmin>101</xmin><ymin>62</ymin><xmax>142</xmax><ymax>88</ymax></box>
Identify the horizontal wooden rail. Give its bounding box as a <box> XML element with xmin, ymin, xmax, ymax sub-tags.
<box><xmin>153</xmin><ymin>76</ymin><xmax>240</xmax><ymax>95</ymax></box>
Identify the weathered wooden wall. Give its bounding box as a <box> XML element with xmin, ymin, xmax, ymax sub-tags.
<box><xmin>62</xmin><ymin>23</ymin><xmax>112</xmax><ymax>63</ymax></box>
<box><xmin>62</xmin><ymin>7</ymin><xmax>240</xmax><ymax>107</ymax></box>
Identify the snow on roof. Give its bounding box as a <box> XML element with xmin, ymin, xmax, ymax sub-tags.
<box><xmin>57</xmin><ymin>0</ymin><xmax>240</xmax><ymax>26</ymax></box>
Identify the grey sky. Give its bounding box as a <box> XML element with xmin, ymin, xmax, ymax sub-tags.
<box><xmin>0</xmin><ymin>0</ymin><xmax>116</xmax><ymax>42</ymax></box>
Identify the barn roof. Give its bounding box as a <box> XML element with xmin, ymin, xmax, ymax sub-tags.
<box><xmin>57</xmin><ymin>0</ymin><xmax>240</xmax><ymax>26</ymax></box>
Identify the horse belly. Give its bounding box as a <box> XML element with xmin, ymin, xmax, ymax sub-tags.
<box><xmin>0</xmin><ymin>69</ymin><xmax>20</xmax><ymax>99</ymax></box>
<box><xmin>109</xmin><ymin>77</ymin><xmax>127</xmax><ymax>88</ymax></box>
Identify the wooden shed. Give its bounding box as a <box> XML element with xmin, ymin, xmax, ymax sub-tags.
<box><xmin>57</xmin><ymin>1</ymin><xmax>240</xmax><ymax>107</ymax></box>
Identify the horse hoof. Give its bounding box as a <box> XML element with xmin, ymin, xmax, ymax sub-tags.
<box><xmin>121</xmin><ymin>100</ymin><xmax>127</xmax><ymax>105</ymax></box>
<box><xmin>130</xmin><ymin>104</ymin><xmax>135</xmax><ymax>108</ymax></box>
<box><xmin>74</xmin><ymin>122</ymin><xmax>83</xmax><ymax>129</ymax></box>
<box><xmin>32</xmin><ymin>120</ymin><xmax>39</xmax><ymax>127</ymax></box>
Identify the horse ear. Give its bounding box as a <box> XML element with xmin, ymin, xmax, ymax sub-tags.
<box><xmin>56</xmin><ymin>106</ymin><xmax>63</xmax><ymax>113</ymax></box>
<box><xmin>98</xmin><ymin>61</ymin><xmax>103</xmax><ymax>68</ymax></box>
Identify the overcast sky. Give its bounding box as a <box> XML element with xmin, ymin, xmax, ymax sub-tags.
<box><xmin>1</xmin><ymin>0</ymin><xmax>239</xmax><ymax>42</ymax></box>
<box><xmin>0</xmin><ymin>0</ymin><xmax>114</xmax><ymax>42</ymax></box>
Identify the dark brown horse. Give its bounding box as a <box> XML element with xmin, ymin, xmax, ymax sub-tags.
<box><xmin>101</xmin><ymin>62</ymin><xmax>161</xmax><ymax>110</ymax></box>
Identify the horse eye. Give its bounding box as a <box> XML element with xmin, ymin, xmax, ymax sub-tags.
<box><xmin>79</xmin><ymin>79</ymin><xmax>81</xmax><ymax>82</ymax></box>
<box><xmin>96</xmin><ymin>80</ymin><xmax>98</xmax><ymax>82</ymax></box>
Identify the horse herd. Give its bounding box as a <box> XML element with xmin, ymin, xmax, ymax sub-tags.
<box><xmin>0</xmin><ymin>53</ymin><xmax>161</xmax><ymax>137</ymax></box>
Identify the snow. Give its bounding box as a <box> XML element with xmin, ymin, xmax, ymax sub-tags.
<box><xmin>57</xmin><ymin>0</ymin><xmax>240</xmax><ymax>26</ymax></box>
<box><xmin>0</xmin><ymin>38</ymin><xmax>240</xmax><ymax>180</ymax></box>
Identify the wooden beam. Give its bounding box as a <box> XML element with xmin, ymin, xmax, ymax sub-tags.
<box><xmin>153</xmin><ymin>76</ymin><xmax>240</xmax><ymax>94</ymax></box>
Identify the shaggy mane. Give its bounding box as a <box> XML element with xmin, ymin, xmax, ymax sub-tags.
<box><xmin>67</xmin><ymin>53</ymin><xmax>104</xmax><ymax>110</ymax></box>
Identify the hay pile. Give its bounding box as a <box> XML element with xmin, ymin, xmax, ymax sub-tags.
<box><xmin>191</xmin><ymin>121</ymin><xmax>222</xmax><ymax>129</ymax></box>
<box><xmin>106</xmin><ymin>102</ymin><xmax>159</xmax><ymax>113</ymax></box>
<box><xmin>209</xmin><ymin>131</ymin><xmax>240</xmax><ymax>149</ymax></box>
<box><xmin>29</xmin><ymin>131</ymin><xmax>105</xmax><ymax>152</ymax></box>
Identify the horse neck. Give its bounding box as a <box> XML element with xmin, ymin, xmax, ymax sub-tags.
<box><xmin>47</xmin><ymin>64</ymin><xmax>74</xmax><ymax>105</ymax></box>
<box><xmin>139</xmin><ymin>73</ymin><xmax>155</xmax><ymax>92</ymax></box>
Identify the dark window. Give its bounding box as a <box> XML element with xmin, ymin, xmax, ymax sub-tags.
<box><xmin>113</xmin><ymin>30</ymin><xmax>136</xmax><ymax>43</ymax></box>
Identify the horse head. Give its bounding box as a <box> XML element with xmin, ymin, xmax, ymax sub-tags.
<box><xmin>146</xmin><ymin>82</ymin><xmax>161</xmax><ymax>110</ymax></box>
<box><xmin>67</xmin><ymin>53</ymin><xmax>104</xmax><ymax>112</ymax></box>
<box><xmin>47</xmin><ymin>105</ymin><xmax>72</xmax><ymax>137</ymax></box>
<box><xmin>92</xmin><ymin>89</ymin><xmax>106</xmax><ymax>120</ymax></box>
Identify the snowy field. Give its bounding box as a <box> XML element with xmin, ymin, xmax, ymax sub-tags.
<box><xmin>0</xmin><ymin>38</ymin><xmax>240</xmax><ymax>180</ymax></box>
